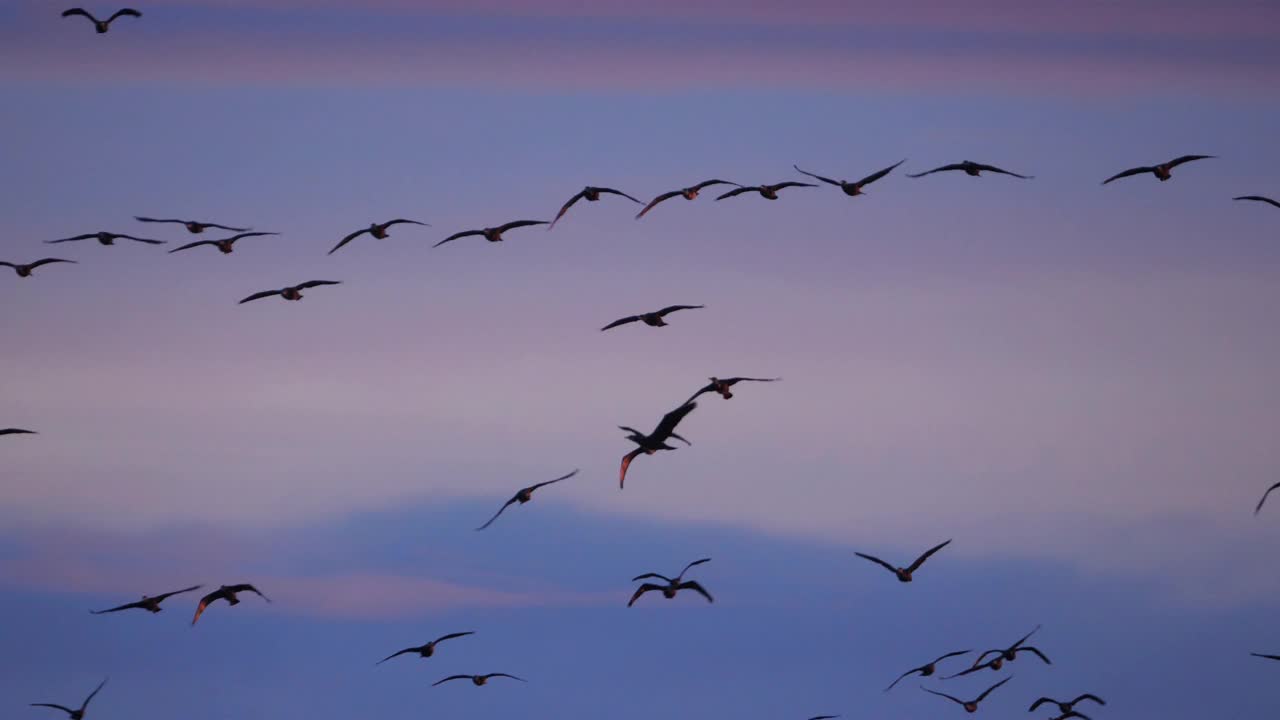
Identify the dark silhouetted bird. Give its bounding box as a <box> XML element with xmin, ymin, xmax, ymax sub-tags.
<box><xmin>1234</xmin><ymin>195</ymin><xmax>1280</xmax><ymax>209</ymax></box>
<box><xmin>793</xmin><ymin>160</ymin><xmax>904</xmax><ymax>196</ymax></box>
<box><xmin>855</xmin><ymin>539</ymin><xmax>951</xmax><ymax>582</ymax></box>
<box><xmin>636</xmin><ymin>180</ymin><xmax>741</xmax><ymax>219</ymax></box>
<box><xmin>686</xmin><ymin>376</ymin><xmax>779</xmax><ymax>403</ymax></box>
<box><xmin>1029</xmin><ymin>695</ymin><xmax>1106</xmax><ymax>715</ymax></box>
<box><xmin>169</xmin><ymin>232</ymin><xmax>278</xmax><ymax>255</ymax></box>
<box><xmin>601</xmin><ymin>305</ymin><xmax>703</xmax><ymax>332</ymax></box>
<box><xmin>628</xmin><ymin>558</ymin><xmax>714</xmax><ymax>607</ymax></box>
<box><xmin>30</xmin><ymin>678</ymin><xmax>107</xmax><ymax>720</ymax></box>
<box><xmin>619</xmin><ymin>401</ymin><xmax>697</xmax><ymax>488</ymax></box>
<box><xmin>191</xmin><ymin>584</ymin><xmax>270</xmax><ymax>625</ymax></box>
<box><xmin>238</xmin><ymin>280</ymin><xmax>340</xmax><ymax>304</ymax></box>
<box><xmin>476</xmin><ymin>470</ymin><xmax>578</xmax><ymax>530</ymax></box>
<box><xmin>922</xmin><ymin>676</ymin><xmax>1012</xmax><ymax>714</ymax></box>
<box><xmin>46</xmin><ymin>232</ymin><xmax>163</xmax><ymax>246</ymax></box>
<box><xmin>135</xmin><ymin>217</ymin><xmax>248</xmax><ymax>234</ymax></box>
<box><xmin>61</xmin><ymin>8</ymin><xmax>140</xmax><ymax>33</ymax></box>
<box><xmin>433</xmin><ymin>673</ymin><xmax>525</xmax><ymax>687</ymax></box>
<box><xmin>716</xmin><ymin>181</ymin><xmax>816</xmax><ymax>201</ymax></box>
<box><xmin>884</xmin><ymin>649</ymin><xmax>971</xmax><ymax>691</ymax></box>
<box><xmin>90</xmin><ymin>585</ymin><xmax>202</xmax><ymax>614</ymax></box>
<box><xmin>329</xmin><ymin>219</ymin><xmax>429</xmax><ymax>255</ymax></box>
<box><xmin>377</xmin><ymin>631</ymin><xmax>475</xmax><ymax>665</ymax></box>
<box><xmin>1</xmin><ymin>258</ymin><xmax>76</xmax><ymax>277</ymax></box>
<box><xmin>1102</xmin><ymin>155</ymin><xmax>1213</xmax><ymax>184</ymax></box>
<box><xmin>1255</xmin><ymin>482</ymin><xmax>1280</xmax><ymax>515</ymax></box>
<box><xmin>947</xmin><ymin>626</ymin><xmax>1046</xmax><ymax>677</ymax></box>
<box><xmin>434</xmin><ymin>220</ymin><xmax>548</xmax><ymax>247</ymax></box>
<box><xmin>908</xmin><ymin>161</ymin><xmax>1032</xmax><ymax>179</ymax></box>
<box><xmin>549</xmin><ymin>186</ymin><xmax>642</xmax><ymax>229</ymax></box>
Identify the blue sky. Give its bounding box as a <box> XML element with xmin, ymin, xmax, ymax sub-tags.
<box><xmin>2</xmin><ymin>1</ymin><xmax>1280</xmax><ymax>719</ymax></box>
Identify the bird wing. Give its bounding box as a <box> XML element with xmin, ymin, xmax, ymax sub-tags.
<box><xmin>1029</xmin><ymin>698</ymin><xmax>1054</xmax><ymax>712</ymax></box>
<box><xmin>46</xmin><ymin>234</ymin><xmax>95</xmax><ymax>244</ymax></box>
<box><xmin>60</xmin><ymin>8</ymin><xmax>97</xmax><ymax>22</ymax></box>
<box><xmin>329</xmin><ymin>228</ymin><xmax>370</xmax><ymax>255</ymax></box>
<box><xmin>89</xmin><ymin>600</ymin><xmax>145</xmax><ymax>614</ymax></box>
<box><xmin>1008</xmin><ymin>624</ymin><xmax>1042</xmax><ymax>650</ymax></box>
<box><xmin>934</xmin><ymin>649</ymin><xmax>972</xmax><ymax>663</ymax></box>
<box><xmin>975</xmin><ymin>676</ymin><xmax>1012</xmax><ymax>702</ymax></box>
<box><xmin>295</xmin><ymin>280</ymin><xmax>341</xmax><ymax>290</ymax></box>
<box><xmin>80</xmin><ymin>679</ymin><xmax>108</xmax><ymax>711</ymax></box>
<box><xmin>383</xmin><ymin>219</ymin><xmax>428</xmax><ymax>229</ymax></box>
<box><xmin>771</xmin><ymin>181</ymin><xmax>818</xmax><ymax>191</ymax></box>
<box><xmin>134</xmin><ymin>217</ymin><xmax>184</xmax><ymax>225</ymax></box>
<box><xmin>487</xmin><ymin>673</ymin><xmax>525</xmax><ymax>682</ymax></box>
<box><xmin>117</xmin><ymin>235</ymin><xmax>166</xmax><ymax>244</ymax></box>
<box><xmin>154</xmin><ymin>584</ymin><xmax>203</xmax><ymax>602</ymax></box>
<box><xmin>723</xmin><ymin>376</ymin><xmax>780</xmax><ymax>385</ymax></box>
<box><xmin>433</xmin><ymin>675</ymin><xmax>471</xmax><ymax>686</ymax></box>
<box><xmin>693</xmin><ymin>179</ymin><xmax>739</xmax><ymax>191</ymax></box>
<box><xmin>676</xmin><ymin>557</ymin><xmax>711</xmax><ymax>580</ymax></box>
<box><xmin>627</xmin><ymin>583</ymin><xmax>662</xmax><ymax>606</ymax></box>
<box><xmin>655</xmin><ymin>304</ymin><xmax>704</xmax><ymax>317</ymax></box>
<box><xmin>883</xmin><ymin>667</ymin><xmax>919</xmax><ymax>691</ymax></box>
<box><xmin>30</xmin><ymin>704</ymin><xmax>76</xmax><ymax>715</ymax></box>
<box><xmin>652</xmin><ymin>401</ymin><xmax>697</xmax><ymax>439</ymax></box>
<box><xmin>684</xmin><ymin>382</ymin><xmax>716</xmax><ymax>405</ymax></box>
<box><xmin>856</xmin><ymin>159</ymin><xmax>906</xmax><ymax>186</ymax></box>
<box><xmin>941</xmin><ymin>661</ymin><xmax>993</xmax><ymax>680</ymax></box>
<box><xmin>169</xmin><ymin>240</ymin><xmax>217</xmax><ymax>254</ymax></box>
<box><xmin>232</xmin><ymin>583</ymin><xmax>271</xmax><ymax>602</ymax></box>
<box><xmin>597</xmin><ymin>187</ymin><xmax>643</xmax><ymax>203</ymax></box>
<box><xmin>678</xmin><ymin>580</ymin><xmax>714</xmax><ymax>603</ymax></box>
<box><xmin>619</xmin><ymin>448</ymin><xmax>644</xmax><ymax>489</ymax></box>
<box><xmin>906</xmin><ymin>539</ymin><xmax>952</xmax><ymax>573</ymax></box>
<box><xmin>600</xmin><ymin>315</ymin><xmax>641</xmax><ymax>331</ymax></box>
<box><xmin>548</xmin><ymin>190</ymin><xmax>587</xmax><ymax>229</ymax></box>
<box><xmin>1015</xmin><ymin>646</ymin><xmax>1051</xmax><ymax>664</ymax></box>
<box><xmin>907</xmin><ymin>163</ymin><xmax>964</xmax><ymax>178</ymax></box>
<box><xmin>27</xmin><ymin>258</ymin><xmax>77</xmax><ymax>269</ymax></box>
<box><xmin>238</xmin><ymin>289</ymin><xmax>283</xmax><ymax>304</ymax></box>
<box><xmin>434</xmin><ymin>229</ymin><xmax>483</xmax><ymax>247</ymax></box>
<box><xmin>433</xmin><ymin>631</ymin><xmax>476</xmax><ymax>644</ymax></box>
<box><xmin>921</xmin><ymin>688</ymin><xmax>964</xmax><ymax>705</ymax></box>
<box><xmin>202</xmin><ymin>222</ymin><xmax>250</xmax><ymax>232</ymax></box>
<box><xmin>108</xmin><ymin>9</ymin><xmax>142</xmax><ymax>22</ymax></box>
<box><xmin>496</xmin><ymin>219</ymin><xmax>549</xmax><ymax>233</ymax></box>
<box><xmin>792</xmin><ymin>165</ymin><xmax>841</xmax><ymax>186</ymax></box>
<box><xmin>475</xmin><ymin>496</ymin><xmax>519</xmax><ymax>531</ymax></box>
<box><xmin>191</xmin><ymin>590</ymin><xmax>223</xmax><ymax>624</ymax></box>
<box><xmin>853</xmin><ymin>552</ymin><xmax>898</xmax><ymax>575</ymax></box>
<box><xmin>1101</xmin><ymin>166</ymin><xmax>1152</xmax><ymax>184</ymax></box>
<box><xmin>972</xmin><ymin>163</ymin><xmax>1032</xmax><ymax>179</ymax></box>
<box><xmin>0</xmin><ymin>428</ymin><xmax>37</xmax><ymax>435</ymax></box>
<box><xmin>224</xmin><ymin>232</ymin><xmax>277</xmax><ymax>243</ymax></box>
<box><xmin>376</xmin><ymin>647</ymin><xmax>419</xmax><ymax>665</ymax></box>
<box><xmin>1072</xmin><ymin>694</ymin><xmax>1106</xmax><ymax>706</ymax></box>
<box><xmin>1251</xmin><ymin>652</ymin><xmax>1280</xmax><ymax>660</ymax></box>
<box><xmin>530</xmin><ymin>469</ymin><xmax>579</xmax><ymax>490</ymax></box>
<box><xmin>715</xmin><ymin>186</ymin><xmax>758</xmax><ymax>200</ymax></box>
<box><xmin>1254</xmin><ymin>482</ymin><xmax>1280</xmax><ymax>515</ymax></box>
<box><xmin>630</xmin><ymin>572</ymin><xmax>674</xmax><ymax>583</ymax></box>
<box><xmin>635</xmin><ymin>190</ymin><xmax>682</xmax><ymax>219</ymax></box>
<box><xmin>1234</xmin><ymin>195</ymin><xmax>1280</xmax><ymax>208</ymax></box>
<box><xmin>1166</xmin><ymin>154</ymin><xmax>1214</xmax><ymax>168</ymax></box>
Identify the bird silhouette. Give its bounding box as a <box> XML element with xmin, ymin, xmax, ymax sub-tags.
<box><xmin>884</xmin><ymin>649</ymin><xmax>972</xmax><ymax>691</ymax></box>
<box><xmin>377</xmin><ymin>631</ymin><xmax>475</xmax><ymax>664</ymax></box>
<box><xmin>601</xmin><ymin>305</ymin><xmax>704</xmax><ymax>331</ymax></box>
<box><xmin>549</xmin><ymin>186</ymin><xmax>642</xmax><ymax>229</ymax></box>
<box><xmin>922</xmin><ymin>676</ymin><xmax>1012</xmax><ymax>713</ymax></box>
<box><xmin>908</xmin><ymin>161</ymin><xmax>1032</xmax><ymax>179</ymax></box>
<box><xmin>30</xmin><ymin>678</ymin><xmax>107</xmax><ymax>720</ymax></box>
<box><xmin>90</xmin><ymin>585</ymin><xmax>202</xmax><ymax>614</ymax></box>
<box><xmin>46</xmin><ymin>232</ymin><xmax>163</xmax><ymax>246</ymax></box>
<box><xmin>619</xmin><ymin>401</ymin><xmax>697</xmax><ymax>488</ymax></box>
<box><xmin>793</xmin><ymin>160</ymin><xmax>904</xmax><ymax>196</ymax></box>
<box><xmin>434</xmin><ymin>220</ymin><xmax>548</xmax><ymax>248</ymax></box>
<box><xmin>135</xmin><ymin>217</ymin><xmax>249</xmax><ymax>234</ymax></box>
<box><xmin>329</xmin><ymin>219</ymin><xmax>429</xmax><ymax>255</ymax></box>
<box><xmin>628</xmin><ymin>558</ymin><xmax>714</xmax><ymax>607</ymax></box>
<box><xmin>635</xmin><ymin>180</ymin><xmax>741</xmax><ymax>219</ymax></box>
<box><xmin>1</xmin><ymin>258</ymin><xmax>76</xmax><ymax>277</ymax></box>
<box><xmin>191</xmin><ymin>584</ymin><xmax>270</xmax><ymax>625</ymax></box>
<box><xmin>238</xmin><ymin>280</ymin><xmax>341</xmax><ymax>304</ymax></box>
<box><xmin>433</xmin><ymin>673</ymin><xmax>525</xmax><ymax>687</ymax></box>
<box><xmin>685</xmin><ymin>376</ymin><xmax>779</xmax><ymax>403</ymax></box>
<box><xmin>1102</xmin><ymin>155</ymin><xmax>1214</xmax><ymax>184</ymax></box>
<box><xmin>716</xmin><ymin>181</ymin><xmax>817</xmax><ymax>201</ymax></box>
<box><xmin>169</xmin><ymin>232</ymin><xmax>279</xmax><ymax>255</ymax></box>
<box><xmin>855</xmin><ymin>539</ymin><xmax>952</xmax><ymax>582</ymax></box>
<box><xmin>475</xmin><ymin>470</ymin><xmax>578</xmax><ymax>530</ymax></box>
<box><xmin>61</xmin><ymin>8</ymin><xmax>140</xmax><ymax>33</ymax></box>
<box><xmin>1029</xmin><ymin>694</ymin><xmax>1106</xmax><ymax>715</ymax></box>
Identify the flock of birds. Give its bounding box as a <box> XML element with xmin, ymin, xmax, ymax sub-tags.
<box><xmin>7</xmin><ymin>5</ymin><xmax>1280</xmax><ymax>720</ymax></box>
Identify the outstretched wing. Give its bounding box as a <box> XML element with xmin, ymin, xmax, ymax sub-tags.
<box><xmin>933</xmin><ymin>649</ymin><xmax>972</xmax><ymax>663</ymax></box>
<box><xmin>1166</xmin><ymin>154</ymin><xmax>1214</xmax><ymax>169</ymax></box>
<box><xmin>906</xmin><ymin>539</ymin><xmax>951</xmax><ymax>573</ymax></box>
<box><xmin>1251</xmin><ymin>652</ymin><xmax>1280</xmax><ymax>660</ymax></box>
<box><xmin>1101</xmin><ymin>166</ymin><xmax>1152</xmax><ymax>184</ymax></box>
<box><xmin>1072</xmin><ymin>694</ymin><xmax>1106</xmax><ymax>706</ymax></box>
<box><xmin>693</xmin><ymin>179</ymin><xmax>739</xmax><ymax>191</ymax></box>
<box><xmin>376</xmin><ymin>647</ymin><xmax>419</xmax><ymax>665</ymax></box>
<box><xmin>677</xmin><ymin>557</ymin><xmax>711</xmax><ymax>579</ymax></box>
<box><xmin>383</xmin><ymin>218</ymin><xmax>428</xmax><ymax>229</ymax></box>
<box><xmin>548</xmin><ymin>190</ymin><xmax>587</xmax><ymax>229</ymax></box>
<box><xmin>27</xmin><ymin>258</ymin><xmax>77</xmax><ymax>269</ymax></box>
<box><xmin>201</xmin><ymin>222</ymin><xmax>250</xmax><ymax>232</ymax></box>
<box><xmin>856</xmin><ymin>159</ymin><xmax>906</xmax><ymax>187</ymax></box>
<box><xmin>853</xmin><ymin>552</ymin><xmax>898</xmax><ymax>575</ymax></box>
<box><xmin>154</xmin><ymin>584</ymin><xmax>203</xmax><ymax>602</ymax></box>
<box><xmin>475</xmin><ymin>496</ymin><xmax>519</xmax><ymax>531</ymax></box>
<box><xmin>432</xmin><ymin>675</ymin><xmax>472</xmax><ymax>686</ymax></box>
<box><xmin>677</xmin><ymin>580</ymin><xmax>714</xmax><ymax>603</ymax></box>
<box><xmin>295</xmin><ymin>280</ymin><xmax>341</xmax><ymax>290</ymax></box>
<box><xmin>619</xmin><ymin>448</ymin><xmax>644</xmax><ymax>489</ymax></box>
<box><xmin>972</xmin><ymin>163</ymin><xmax>1032</xmax><ymax>179</ymax></box>
<box><xmin>0</xmin><ymin>428</ymin><xmax>37</xmax><ymax>435</ymax></box>
<box><xmin>486</xmin><ymin>673</ymin><xmax>526</xmax><ymax>682</ymax></box>
<box><xmin>1015</xmin><ymin>646</ymin><xmax>1051</xmax><ymax>664</ymax></box>
<box><xmin>107</xmin><ymin>9</ymin><xmax>142</xmax><ymax>22</ymax></box>
<box><xmin>1008</xmin><ymin>624</ymin><xmax>1042</xmax><ymax>650</ymax></box>
<box><xmin>530</xmin><ymin>469</ymin><xmax>579</xmax><ymax>491</ymax></box>
<box><xmin>30</xmin><ymin>704</ymin><xmax>76</xmax><ymax>715</ymax></box>
<box><xmin>655</xmin><ymin>304</ymin><xmax>704</xmax><ymax>317</ymax></box>
<box><xmin>80</xmin><ymin>679</ymin><xmax>108</xmax><ymax>711</ymax></box>
<box><xmin>60</xmin><ymin>8</ymin><xmax>97</xmax><ymax>23</ymax></box>
<box><xmin>89</xmin><ymin>600</ymin><xmax>146</xmax><ymax>614</ymax></box>
<box><xmin>684</xmin><ymin>381</ymin><xmax>716</xmax><ymax>405</ymax></box>
<box><xmin>433</xmin><ymin>631</ymin><xmax>476</xmax><ymax>644</ymax></box>
<box><xmin>974</xmin><ymin>676</ymin><xmax>1012</xmax><ymax>703</ymax></box>
<box><xmin>883</xmin><ymin>667</ymin><xmax>919</xmax><ymax>691</ymax></box>
<box><xmin>434</xmin><ymin>229</ymin><xmax>484</xmax><ymax>247</ymax></box>
<box><xmin>907</xmin><ymin>163</ymin><xmax>964</xmax><ymax>178</ymax></box>
<box><xmin>117</xmin><ymin>235</ymin><xmax>166</xmax><ymax>244</ymax></box>
<box><xmin>1028</xmin><ymin>698</ymin><xmax>1054</xmax><ymax>712</ymax></box>
<box><xmin>652</xmin><ymin>401</ymin><xmax>696</xmax><ymax>438</ymax></box>
<box><xmin>771</xmin><ymin>181</ymin><xmax>818</xmax><ymax>191</ymax></box>
<box><xmin>627</xmin><ymin>583</ymin><xmax>662</xmax><ymax>607</ymax></box>
<box><xmin>191</xmin><ymin>589</ymin><xmax>223</xmax><ymax>624</ymax></box>
<box><xmin>1255</xmin><ymin>482</ymin><xmax>1280</xmax><ymax>515</ymax></box>
<box><xmin>238</xmin><ymin>289</ymin><xmax>283</xmax><ymax>304</ymax></box>
<box><xmin>941</xmin><ymin>660</ymin><xmax>995</xmax><ymax>680</ymax></box>
<box><xmin>630</xmin><ymin>572</ymin><xmax>674</xmax><ymax>583</ymax></box>
<box><xmin>715</xmin><ymin>186</ymin><xmax>758</xmax><ymax>200</ymax></box>
<box><xmin>1234</xmin><ymin>195</ymin><xmax>1280</xmax><ymax>208</ymax></box>
<box><xmin>601</xmin><ymin>315</ymin><xmax>641</xmax><ymax>331</ymax></box>
<box><xmin>45</xmin><ymin>234</ymin><xmax>96</xmax><ymax>244</ymax></box>
<box><xmin>597</xmin><ymin>187</ymin><xmax>642</xmax><ymax>203</ymax></box>
<box><xmin>496</xmin><ymin>219</ymin><xmax>549</xmax><ymax>233</ymax></box>
<box><xmin>792</xmin><ymin>165</ymin><xmax>841</xmax><ymax>186</ymax></box>
<box><xmin>229</xmin><ymin>583</ymin><xmax>271</xmax><ymax>602</ymax></box>
<box><xmin>329</xmin><ymin>228</ymin><xmax>370</xmax><ymax>255</ymax></box>
<box><xmin>635</xmin><ymin>190</ymin><xmax>682</xmax><ymax>219</ymax></box>
<box><xmin>920</xmin><ymin>688</ymin><xmax>964</xmax><ymax>705</ymax></box>
<box><xmin>169</xmin><ymin>240</ymin><xmax>217</xmax><ymax>254</ymax></box>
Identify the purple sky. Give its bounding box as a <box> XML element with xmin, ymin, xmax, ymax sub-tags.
<box><xmin>2</xmin><ymin>1</ymin><xmax>1279</xmax><ymax>719</ymax></box>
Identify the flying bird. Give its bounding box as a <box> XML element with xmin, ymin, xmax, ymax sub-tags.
<box><xmin>46</xmin><ymin>231</ymin><xmax>163</xmax><ymax>246</ymax></box>
<box><xmin>908</xmin><ymin>161</ymin><xmax>1032</xmax><ymax>179</ymax></box>
<box><xmin>1234</xmin><ymin>195</ymin><xmax>1280</xmax><ymax>209</ymax></box>
<box><xmin>715</xmin><ymin>181</ymin><xmax>817</xmax><ymax>201</ymax></box>
<box><xmin>1029</xmin><ymin>695</ymin><xmax>1106</xmax><ymax>715</ymax></box>
<box><xmin>475</xmin><ymin>470</ymin><xmax>578</xmax><ymax>530</ymax></box>
<box><xmin>601</xmin><ymin>304</ymin><xmax>703</xmax><ymax>332</ymax></box>
<box><xmin>238</xmin><ymin>280</ymin><xmax>340</xmax><ymax>304</ymax></box>
<box><xmin>61</xmin><ymin>8</ymin><xmax>140</xmax><ymax>33</ymax></box>
<box><xmin>434</xmin><ymin>220</ymin><xmax>548</xmax><ymax>248</ymax></box>
<box><xmin>377</xmin><ymin>631</ymin><xmax>475</xmax><ymax>665</ymax></box>
<box><xmin>549</xmin><ymin>186</ymin><xmax>642</xmax><ymax>229</ymax></box>
<box><xmin>134</xmin><ymin>217</ymin><xmax>249</xmax><ymax>234</ymax></box>
<box><xmin>618</xmin><ymin>401</ymin><xmax>697</xmax><ymax>489</ymax></box>
<box><xmin>883</xmin><ymin>649</ymin><xmax>972</xmax><ymax>691</ymax></box>
<box><xmin>328</xmin><ymin>219</ymin><xmax>429</xmax><ymax>255</ymax></box>
<box><xmin>1251</xmin><ymin>652</ymin><xmax>1280</xmax><ymax>661</ymax></box>
<box><xmin>628</xmin><ymin>558</ymin><xmax>714</xmax><ymax>607</ymax></box>
<box><xmin>1101</xmin><ymin>155</ymin><xmax>1214</xmax><ymax>184</ymax></box>
<box><xmin>1</xmin><ymin>258</ymin><xmax>76</xmax><ymax>277</ymax></box>
<box><xmin>854</xmin><ymin>539</ymin><xmax>952</xmax><ymax>583</ymax></box>
<box><xmin>168</xmin><ymin>232</ymin><xmax>278</xmax><ymax>255</ymax></box>
<box><xmin>946</xmin><ymin>626</ymin><xmax>1046</xmax><ymax>677</ymax></box>
<box><xmin>30</xmin><ymin>678</ymin><xmax>107</xmax><ymax>720</ymax></box>
<box><xmin>90</xmin><ymin>585</ymin><xmax>202</xmax><ymax>614</ymax></box>
<box><xmin>922</xmin><ymin>676</ymin><xmax>1012</xmax><ymax>714</ymax></box>
<box><xmin>191</xmin><ymin>583</ymin><xmax>270</xmax><ymax>625</ymax></box>
<box><xmin>433</xmin><ymin>673</ymin><xmax>525</xmax><ymax>687</ymax></box>
<box><xmin>686</xmin><ymin>376</ymin><xmax>780</xmax><ymax>403</ymax></box>
<box><xmin>1</xmin><ymin>428</ymin><xmax>37</xmax><ymax>436</ymax></box>
<box><xmin>792</xmin><ymin>160</ymin><xmax>905</xmax><ymax>196</ymax></box>
<box><xmin>635</xmin><ymin>180</ymin><xmax>741</xmax><ymax>219</ymax></box>
<box><xmin>1255</xmin><ymin>482</ymin><xmax>1280</xmax><ymax>514</ymax></box>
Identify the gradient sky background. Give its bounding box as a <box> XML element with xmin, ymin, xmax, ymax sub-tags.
<box><xmin>2</xmin><ymin>1</ymin><xmax>1280</xmax><ymax>718</ymax></box>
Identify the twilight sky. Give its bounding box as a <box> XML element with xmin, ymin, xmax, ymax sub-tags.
<box><xmin>2</xmin><ymin>1</ymin><xmax>1279</xmax><ymax>719</ymax></box>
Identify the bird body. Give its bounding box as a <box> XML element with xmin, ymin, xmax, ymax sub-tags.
<box><xmin>1101</xmin><ymin>155</ymin><xmax>1214</xmax><ymax>184</ymax></box>
<box><xmin>1</xmin><ymin>258</ymin><xmax>76</xmax><ymax>277</ymax></box>
<box><xmin>61</xmin><ymin>8</ymin><xmax>140</xmax><ymax>33</ymax></box>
